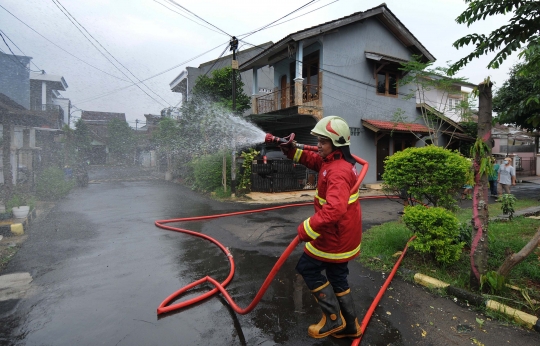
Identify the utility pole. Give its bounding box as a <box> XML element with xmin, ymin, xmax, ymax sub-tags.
<box><xmin>135</xmin><ymin>119</ymin><xmax>139</xmax><ymax>131</ymax></box>
<box><xmin>230</xmin><ymin>36</ymin><xmax>239</xmax><ymax>196</ymax></box>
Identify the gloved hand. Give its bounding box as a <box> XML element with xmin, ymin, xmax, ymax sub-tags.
<box><xmin>279</xmin><ymin>133</ymin><xmax>295</xmax><ymax>154</ymax></box>
<box><xmin>296</xmin><ymin>222</ymin><xmax>312</xmax><ymax>242</ymax></box>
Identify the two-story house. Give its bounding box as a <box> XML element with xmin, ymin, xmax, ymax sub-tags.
<box><xmin>170</xmin><ymin>43</ymin><xmax>275</xmax><ymax>115</ymax></box>
<box><xmin>240</xmin><ymin>4</ymin><xmax>473</xmax><ymax>183</ymax></box>
<box><xmin>0</xmin><ymin>51</ymin><xmax>69</xmax><ymax>187</ymax></box>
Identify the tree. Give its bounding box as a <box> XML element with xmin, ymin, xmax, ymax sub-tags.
<box><xmin>191</xmin><ymin>66</ymin><xmax>250</xmax><ymax>113</ymax></box>
<box><xmin>152</xmin><ymin>117</ymin><xmax>181</xmax><ymax>174</ymax></box>
<box><xmin>73</xmin><ymin>118</ymin><xmax>93</xmax><ymax>161</ymax></box>
<box><xmin>469</xmin><ymin>82</ymin><xmax>493</xmax><ymax>290</ymax></box>
<box><xmin>449</xmin><ymin>0</ymin><xmax>540</xmax><ymax>73</ymax></box>
<box><xmin>107</xmin><ymin>119</ymin><xmax>135</xmax><ymax>164</ymax></box>
<box><xmin>493</xmin><ymin>64</ymin><xmax>540</xmax><ymax>132</ymax></box>
<box><xmin>396</xmin><ymin>57</ymin><xmax>477</xmax><ymax>146</ymax></box>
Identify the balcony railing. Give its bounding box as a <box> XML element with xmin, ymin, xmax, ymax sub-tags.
<box><xmin>30</xmin><ymin>103</ymin><xmax>64</xmax><ymax>128</ymax></box>
<box><xmin>255</xmin><ymin>84</ymin><xmax>319</xmax><ymax>114</ymax></box>
<box><xmin>303</xmin><ymin>84</ymin><xmax>320</xmax><ymax>103</ymax></box>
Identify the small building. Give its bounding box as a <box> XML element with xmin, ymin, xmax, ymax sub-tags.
<box><xmin>81</xmin><ymin>111</ymin><xmax>127</xmax><ymax>165</ymax></box>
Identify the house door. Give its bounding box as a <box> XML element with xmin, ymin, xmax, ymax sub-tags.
<box><xmin>377</xmin><ymin>136</ymin><xmax>389</xmax><ymax>181</ymax></box>
<box><xmin>280</xmin><ymin>75</ymin><xmax>287</xmax><ymax>109</ymax></box>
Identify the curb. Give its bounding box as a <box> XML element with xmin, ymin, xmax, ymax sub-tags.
<box><xmin>0</xmin><ymin>208</ymin><xmax>37</xmax><ymax>237</ymax></box>
<box><xmin>413</xmin><ymin>273</ymin><xmax>540</xmax><ymax>333</ymax></box>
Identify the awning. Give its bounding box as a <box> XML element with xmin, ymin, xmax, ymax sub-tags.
<box><xmin>362</xmin><ymin>119</ymin><xmax>432</xmax><ymax>134</ymax></box>
<box><xmin>365</xmin><ymin>51</ymin><xmax>409</xmax><ymax>64</ymax></box>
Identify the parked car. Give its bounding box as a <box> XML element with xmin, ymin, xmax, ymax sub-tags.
<box><xmin>256</xmin><ymin>144</ymin><xmax>287</xmax><ymax>161</ymax></box>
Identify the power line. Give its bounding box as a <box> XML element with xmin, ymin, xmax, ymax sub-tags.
<box><xmin>241</xmin><ymin>0</ymin><xmax>317</xmax><ymax>40</ymax></box>
<box><xmin>0</xmin><ymin>31</ymin><xmax>41</xmax><ymax>72</ymax></box>
<box><xmin>0</xmin><ymin>29</ymin><xmax>42</xmax><ymax>71</ymax></box>
<box><xmin>202</xmin><ymin>44</ymin><xmax>230</xmax><ymax>78</ymax></box>
<box><xmin>165</xmin><ymin>0</ymin><xmax>231</xmax><ymax>37</ymax></box>
<box><xmin>242</xmin><ymin>0</ymin><xmax>339</xmax><ymax>34</ymax></box>
<box><xmin>51</xmin><ymin>0</ymin><xmax>171</xmax><ymax>108</ymax></box>
<box><xmin>151</xmin><ymin>0</ymin><xmax>227</xmax><ymax>36</ymax></box>
<box><xmin>73</xmin><ymin>40</ymin><xmax>229</xmax><ymax>105</ymax></box>
<box><xmin>0</xmin><ymin>3</ymin><xmax>131</xmax><ymax>83</ymax></box>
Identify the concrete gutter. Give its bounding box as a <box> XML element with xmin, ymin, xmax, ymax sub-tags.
<box><xmin>414</xmin><ymin>273</ymin><xmax>540</xmax><ymax>332</ymax></box>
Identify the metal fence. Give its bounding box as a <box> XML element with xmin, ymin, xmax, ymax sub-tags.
<box><xmin>516</xmin><ymin>157</ymin><xmax>536</xmax><ymax>176</ymax></box>
<box><xmin>251</xmin><ymin>159</ymin><xmax>318</xmax><ymax>192</ymax></box>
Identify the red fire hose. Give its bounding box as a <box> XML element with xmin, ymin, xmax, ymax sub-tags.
<box><xmin>155</xmin><ymin>138</ymin><xmax>415</xmax><ymax>344</ymax></box>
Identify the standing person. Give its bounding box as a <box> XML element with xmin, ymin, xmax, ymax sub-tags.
<box><xmin>498</xmin><ymin>157</ymin><xmax>516</xmax><ymax>199</ymax></box>
<box><xmin>488</xmin><ymin>159</ymin><xmax>500</xmax><ymax>197</ymax></box>
<box><xmin>280</xmin><ymin>116</ymin><xmax>362</xmax><ymax>339</ymax></box>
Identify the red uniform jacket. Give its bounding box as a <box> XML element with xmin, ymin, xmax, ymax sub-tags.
<box><xmin>287</xmin><ymin>147</ymin><xmax>362</xmax><ymax>263</ymax></box>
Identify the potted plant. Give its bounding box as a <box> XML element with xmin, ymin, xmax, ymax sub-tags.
<box><xmin>7</xmin><ymin>193</ymin><xmax>35</xmax><ymax>219</ymax></box>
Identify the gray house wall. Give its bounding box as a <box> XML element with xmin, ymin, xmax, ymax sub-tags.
<box><xmin>320</xmin><ymin>18</ymin><xmax>423</xmax><ymax>183</ymax></box>
<box><xmin>0</xmin><ymin>52</ymin><xmax>31</xmax><ymax>109</ymax></box>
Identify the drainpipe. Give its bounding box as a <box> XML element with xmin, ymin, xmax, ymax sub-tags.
<box><xmin>294</xmin><ymin>41</ymin><xmax>304</xmax><ymax>106</ymax></box>
<box><xmin>41</xmin><ymin>81</ymin><xmax>47</xmax><ymax>110</ymax></box>
<box><xmin>252</xmin><ymin>67</ymin><xmax>258</xmax><ymax>114</ymax></box>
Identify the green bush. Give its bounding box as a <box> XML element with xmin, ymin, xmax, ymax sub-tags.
<box><xmin>190</xmin><ymin>152</ymin><xmax>231</xmax><ymax>192</ymax></box>
<box><xmin>36</xmin><ymin>167</ymin><xmax>74</xmax><ymax>200</ymax></box>
<box><xmin>499</xmin><ymin>193</ymin><xmax>517</xmax><ymax>219</ymax></box>
<box><xmin>236</xmin><ymin>148</ymin><xmax>259</xmax><ymax>196</ymax></box>
<box><xmin>403</xmin><ymin>205</ymin><xmax>464</xmax><ymax>265</ymax></box>
<box><xmin>382</xmin><ymin>145</ymin><xmax>473</xmax><ymax>210</ymax></box>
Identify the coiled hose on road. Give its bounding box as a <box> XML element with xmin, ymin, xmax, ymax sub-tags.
<box><xmin>154</xmin><ymin>155</ymin><xmax>416</xmax><ymax>345</ymax></box>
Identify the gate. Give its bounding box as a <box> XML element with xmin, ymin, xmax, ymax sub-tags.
<box><xmin>251</xmin><ymin>159</ymin><xmax>318</xmax><ymax>192</ymax></box>
<box><xmin>516</xmin><ymin>157</ymin><xmax>537</xmax><ymax>176</ymax></box>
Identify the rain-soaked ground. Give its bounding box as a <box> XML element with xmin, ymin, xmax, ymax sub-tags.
<box><xmin>1</xmin><ymin>166</ymin><xmax>540</xmax><ymax>345</ymax></box>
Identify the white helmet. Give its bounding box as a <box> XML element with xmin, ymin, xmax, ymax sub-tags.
<box><xmin>311</xmin><ymin>116</ymin><xmax>350</xmax><ymax>147</ymax></box>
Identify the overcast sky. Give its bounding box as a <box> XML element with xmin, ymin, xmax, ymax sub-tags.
<box><xmin>0</xmin><ymin>0</ymin><xmax>519</xmax><ymax>126</ymax></box>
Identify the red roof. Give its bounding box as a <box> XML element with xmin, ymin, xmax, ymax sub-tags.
<box><xmin>362</xmin><ymin>119</ymin><xmax>431</xmax><ymax>133</ymax></box>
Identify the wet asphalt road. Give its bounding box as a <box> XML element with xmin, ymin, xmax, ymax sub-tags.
<box><xmin>1</xmin><ymin>166</ymin><xmax>539</xmax><ymax>346</ymax></box>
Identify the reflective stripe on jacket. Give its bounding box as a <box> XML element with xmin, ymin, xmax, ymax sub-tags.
<box><xmin>288</xmin><ymin>147</ymin><xmax>362</xmax><ymax>263</ymax></box>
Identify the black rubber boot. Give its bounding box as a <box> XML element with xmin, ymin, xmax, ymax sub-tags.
<box><xmin>308</xmin><ymin>282</ymin><xmax>346</xmax><ymax>338</ymax></box>
<box><xmin>332</xmin><ymin>289</ymin><xmax>362</xmax><ymax>338</ymax></box>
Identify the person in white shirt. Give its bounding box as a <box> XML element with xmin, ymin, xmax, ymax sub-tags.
<box><xmin>497</xmin><ymin>157</ymin><xmax>516</xmax><ymax>199</ymax></box>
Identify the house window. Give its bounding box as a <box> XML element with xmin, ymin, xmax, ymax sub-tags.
<box><xmin>302</xmin><ymin>50</ymin><xmax>320</xmax><ymax>102</ymax></box>
<box><xmin>448</xmin><ymin>97</ymin><xmax>461</xmax><ymax>112</ymax></box>
<box><xmin>374</xmin><ymin>63</ymin><xmax>399</xmax><ymax>97</ymax></box>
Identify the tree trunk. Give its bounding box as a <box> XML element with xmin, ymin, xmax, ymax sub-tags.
<box><xmin>497</xmin><ymin>227</ymin><xmax>540</xmax><ymax>277</ymax></box>
<box><xmin>2</xmin><ymin>121</ymin><xmax>13</xmax><ymax>205</ymax></box>
<box><xmin>470</xmin><ymin>81</ymin><xmax>493</xmax><ymax>290</ymax></box>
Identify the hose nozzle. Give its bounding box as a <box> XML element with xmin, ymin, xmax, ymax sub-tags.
<box><xmin>265</xmin><ymin>133</ymin><xmax>293</xmax><ymax>144</ymax></box>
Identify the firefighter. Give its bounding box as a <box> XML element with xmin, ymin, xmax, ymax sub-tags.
<box><xmin>280</xmin><ymin>116</ymin><xmax>362</xmax><ymax>339</ymax></box>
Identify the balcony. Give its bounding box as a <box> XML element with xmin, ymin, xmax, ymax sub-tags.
<box><xmin>255</xmin><ymin>84</ymin><xmax>321</xmax><ymax>116</ymax></box>
<box><xmin>30</xmin><ymin>103</ymin><xmax>64</xmax><ymax>128</ymax></box>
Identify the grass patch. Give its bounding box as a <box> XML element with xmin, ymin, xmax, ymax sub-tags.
<box><xmin>359</xmin><ymin>198</ymin><xmax>540</xmax><ymax>317</ymax></box>
<box><xmin>0</xmin><ymin>246</ymin><xmax>19</xmax><ymax>271</ymax></box>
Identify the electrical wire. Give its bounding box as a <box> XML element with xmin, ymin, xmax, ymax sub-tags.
<box><xmin>165</xmin><ymin>0</ymin><xmax>231</xmax><ymax>37</ymax></box>
<box><xmin>202</xmin><ymin>44</ymin><xmax>232</xmax><ymax>78</ymax></box>
<box><xmin>51</xmin><ymin>0</ymin><xmax>170</xmax><ymax>107</ymax></box>
<box><xmin>151</xmin><ymin>0</ymin><xmax>227</xmax><ymax>36</ymax></box>
<box><xmin>241</xmin><ymin>0</ymin><xmax>317</xmax><ymax>40</ymax></box>
<box><xmin>0</xmin><ymin>3</ymin><xmax>131</xmax><ymax>83</ymax></box>
<box><xmin>73</xmin><ymin>41</ymin><xmax>229</xmax><ymax>105</ymax></box>
<box><xmin>242</xmin><ymin>0</ymin><xmax>339</xmax><ymax>34</ymax></box>
<box><xmin>0</xmin><ymin>29</ymin><xmax>42</xmax><ymax>71</ymax></box>
<box><xmin>0</xmin><ymin>31</ymin><xmax>41</xmax><ymax>72</ymax></box>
